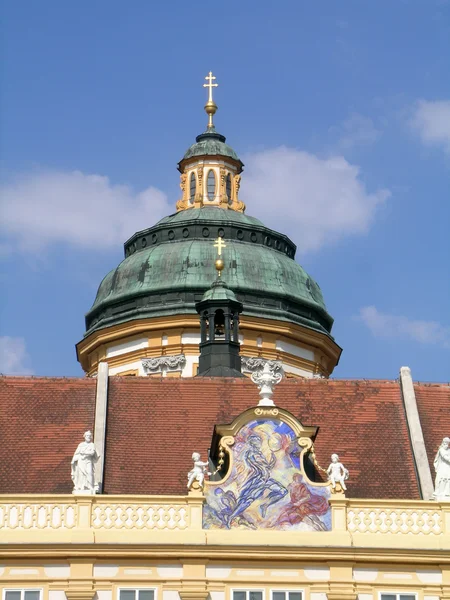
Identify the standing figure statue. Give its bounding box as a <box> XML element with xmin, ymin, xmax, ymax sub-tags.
<box><xmin>327</xmin><ymin>453</ymin><xmax>349</xmax><ymax>492</ymax></box>
<box><xmin>433</xmin><ymin>437</ymin><xmax>450</xmax><ymax>500</ymax></box>
<box><xmin>187</xmin><ymin>452</ymin><xmax>210</xmax><ymax>490</ymax></box>
<box><xmin>71</xmin><ymin>431</ymin><xmax>99</xmax><ymax>494</ymax></box>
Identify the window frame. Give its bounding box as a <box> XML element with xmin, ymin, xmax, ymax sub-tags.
<box><xmin>270</xmin><ymin>590</ymin><xmax>304</xmax><ymax>600</ymax></box>
<box><xmin>189</xmin><ymin>171</ymin><xmax>197</xmax><ymax>203</ymax></box>
<box><xmin>3</xmin><ymin>590</ymin><xmax>43</xmax><ymax>600</ymax></box>
<box><xmin>231</xmin><ymin>589</ymin><xmax>265</xmax><ymax>600</ymax></box>
<box><xmin>117</xmin><ymin>588</ymin><xmax>158</xmax><ymax>600</ymax></box>
<box><xmin>206</xmin><ymin>168</ymin><xmax>216</xmax><ymax>201</ymax></box>
<box><xmin>378</xmin><ymin>593</ymin><xmax>418</xmax><ymax>600</ymax></box>
<box><xmin>226</xmin><ymin>172</ymin><xmax>233</xmax><ymax>203</ymax></box>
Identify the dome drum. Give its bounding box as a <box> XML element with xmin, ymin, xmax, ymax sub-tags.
<box><xmin>124</xmin><ymin>212</ymin><xmax>296</xmax><ymax>259</ymax></box>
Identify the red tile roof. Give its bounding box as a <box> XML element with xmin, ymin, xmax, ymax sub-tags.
<box><xmin>103</xmin><ymin>377</ymin><xmax>420</xmax><ymax>499</ymax></box>
<box><xmin>2</xmin><ymin>374</ymin><xmax>442</xmax><ymax>499</ymax></box>
<box><xmin>0</xmin><ymin>376</ymin><xmax>96</xmax><ymax>493</ymax></box>
<box><xmin>414</xmin><ymin>382</ymin><xmax>450</xmax><ymax>483</ymax></box>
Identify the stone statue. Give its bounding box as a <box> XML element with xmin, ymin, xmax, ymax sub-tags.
<box><xmin>433</xmin><ymin>437</ymin><xmax>450</xmax><ymax>500</ymax></box>
<box><xmin>187</xmin><ymin>452</ymin><xmax>210</xmax><ymax>490</ymax></box>
<box><xmin>71</xmin><ymin>430</ymin><xmax>99</xmax><ymax>494</ymax></box>
<box><xmin>327</xmin><ymin>453</ymin><xmax>349</xmax><ymax>492</ymax></box>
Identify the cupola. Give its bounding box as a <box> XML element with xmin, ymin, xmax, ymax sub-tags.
<box><xmin>196</xmin><ymin>237</ymin><xmax>244</xmax><ymax>377</ymax></box>
<box><xmin>176</xmin><ymin>72</ymin><xmax>245</xmax><ymax>213</ymax></box>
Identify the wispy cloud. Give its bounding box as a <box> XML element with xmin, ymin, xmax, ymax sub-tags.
<box><xmin>410</xmin><ymin>99</ymin><xmax>450</xmax><ymax>154</ymax></box>
<box><xmin>330</xmin><ymin>113</ymin><xmax>382</xmax><ymax>150</ymax></box>
<box><xmin>0</xmin><ymin>336</ymin><xmax>33</xmax><ymax>375</ymax></box>
<box><xmin>243</xmin><ymin>147</ymin><xmax>390</xmax><ymax>254</ymax></box>
<box><xmin>358</xmin><ymin>306</ymin><xmax>450</xmax><ymax>348</ymax></box>
<box><xmin>1</xmin><ymin>170</ymin><xmax>172</xmax><ymax>253</ymax></box>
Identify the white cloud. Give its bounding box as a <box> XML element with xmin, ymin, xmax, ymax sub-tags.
<box><xmin>0</xmin><ymin>170</ymin><xmax>171</xmax><ymax>253</ymax></box>
<box><xmin>0</xmin><ymin>336</ymin><xmax>33</xmax><ymax>375</ymax></box>
<box><xmin>358</xmin><ymin>306</ymin><xmax>450</xmax><ymax>348</ymax></box>
<box><xmin>331</xmin><ymin>113</ymin><xmax>382</xmax><ymax>150</ymax></box>
<box><xmin>1</xmin><ymin>152</ymin><xmax>389</xmax><ymax>257</ymax></box>
<box><xmin>242</xmin><ymin>147</ymin><xmax>390</xmax><ymax>253</ymax></box>
<box><xmin>410</xmin><ymin>99</ymin><xmax>450</xmax><ymax>154</ymax></box>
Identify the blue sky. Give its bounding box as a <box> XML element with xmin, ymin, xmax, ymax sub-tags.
<box><xmin>1</xmin><ymin>0</ymin><xmax>449</xmax><ymax>381</ymax></box>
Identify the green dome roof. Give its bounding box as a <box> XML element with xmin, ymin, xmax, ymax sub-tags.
<box><xmin>181</xmin><ymin>128</ymin><xmax>242</xmax><ymax>164</ymax></box>
<box><xmin>85</xmin><ymin>207</ymin><xmax>334</xmax><ymax>338</ymax></box>
<box><xmin>200</xmin><ymin>278</ymin><xmax>240</xmax><ymax>303</ymax></box>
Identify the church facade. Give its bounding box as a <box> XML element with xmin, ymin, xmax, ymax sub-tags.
<box><xmin>1</xmin><ymin>73</ymin><xmax>449</xmax><ymax>600</ymax></box>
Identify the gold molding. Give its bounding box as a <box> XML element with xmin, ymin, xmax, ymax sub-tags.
<box><xmin>214</xmin><ymin>406</ymin><xmax>318</xmax><ymax>440</ymax></box>
<box><xmin>77</xmin><ymin>313</ymin><xmax>341</xmax><ymax>376</ymax></box>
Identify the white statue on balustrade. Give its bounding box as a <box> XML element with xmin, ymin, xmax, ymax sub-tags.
<box><xmin>187</xmin><ymin>452</ymin><xmax>210</xmax><ymax>491</ymax></box>
<box><xmin>71</xmin><ymin>430</ymin><xmax>99</xmax><ymax>495</ymax></box>
<box><xmin>327</xmin><ymin>453</ymin><xmax>349</xmax><ymax>492</ymax></box>
<box><xmin>433</xmin><ymin>437</ymin><xmax>450</xmax><ymax>501</ymax></box>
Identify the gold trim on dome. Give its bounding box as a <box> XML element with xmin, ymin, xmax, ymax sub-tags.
<box><xmin>77</xmin><ymin>313</ymin><xmax>341</xmax><ymax>377</ymax></box>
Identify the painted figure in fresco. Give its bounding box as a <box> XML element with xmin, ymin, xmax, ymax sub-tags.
<box><xmin>327</xmin><ymin>453</ymin><xmax>349</xmax><ymax>491</ymax></box>
<box><xmin>71</xmin><ymin>430</ymin><xmax>99</xmax><ymax>494</ymax></box>
<box><xmin>273</xmin><ymin>473</ymin><xmax>329</xmax><ymax>531</ymax></box>
<box><xmin>214</xmin><ymin>487</ymin><xmax>257</xmax><ymax>529</ymax></box>
<box><xmin>225</xmin><ymin>435</ymin><xmax>287</xmax><ymax>525</ymax></box>
<box><xmin>187</xmin><ymin>452</ymin><xmax>210</xmax><ymax>490</ymax></box>
<box><xmin>433</xmin><ymin>437</ymin><xmax>450</xmax><ymax>500</ymax></box>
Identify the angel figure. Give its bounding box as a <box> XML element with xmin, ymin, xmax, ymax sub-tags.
<box><xmin>187</xmin><ymin>452</ymin><xmax>210</xmax><ymax>490</ymax></box>
<box><xmin>327</xmin><ymin>453</ymin><xmax>349</xmax><ymax>491</ymax></box>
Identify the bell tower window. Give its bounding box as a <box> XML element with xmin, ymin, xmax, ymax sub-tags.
<box><xmin>207</xmin><ymin>169</ymin><xmax>216</xmax><ymax>201</ymax></box>
<box><xmin>189</xmin><ymin>172</ymin><xmax>196</xmax><ymax>202</ymax></box>
<box><xmin>226</xmin><ymin>173</ymin><xmax>232</xmax><ymax>204</ymax></box>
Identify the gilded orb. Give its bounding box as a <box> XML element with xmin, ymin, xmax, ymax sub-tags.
<box><xmin>215</xmin><ymin>258</ymin><xmax>224</xmax><ymax>272</ymax></box>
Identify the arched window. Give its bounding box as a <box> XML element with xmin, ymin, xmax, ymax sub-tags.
<box><xmin>226</xmin><ymin>173</ymin><xmax>232</xmax><ymax>204</ymax></box>
<box><xmin>189</xmin><ymin>172</ymin><xmax>196</xmax><ymax>202</ymax></box>
<box><xmin>207</xmin><ymin>169</ymin><xmax>216</xmax><ymax>201</ymax></box>
<box><xmin>214</xmin><ymin>309</ymin><xmax>225</xmax><ymax>337</ymax></box>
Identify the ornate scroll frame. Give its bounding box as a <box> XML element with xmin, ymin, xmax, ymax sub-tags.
<box><xmin>206</xmin><ymin>406</ymin><xmax>331</xmax><ymax>493</ymax></box>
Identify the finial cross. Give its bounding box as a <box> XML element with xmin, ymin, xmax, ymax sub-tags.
<box><xmin>214</xmin><ymin>236</ymin><xmax>226</xmax><ymax>256</ymax></box>
<box><xmin>203</xmin><ymin>71</ymin><xmax>218</xmax><ymax>103</ymax></box>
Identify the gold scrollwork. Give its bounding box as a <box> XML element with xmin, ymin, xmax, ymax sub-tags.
<box><xmin>254</xmin><ymin>407</ymin><xmax>279</xmax><ymax>416</ymax></box>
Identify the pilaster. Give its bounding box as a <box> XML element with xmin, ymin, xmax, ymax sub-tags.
<box><xmin>64</xmin><ymin>560</ymin><xmax>95</xmax><ymax>600</ymax></box>
<box><xmin>327</xmin><ymin>562</ymin><xmax>356</xmax><ymax>600</ymax></box>
<box><xmin>400</xmin><ymin>365</ymin><xmax>434</xmax><ymax>499</ymax></box>
<box><xmin>179</xmin><ymin>559</ymin><xmax>208</xmax><ymax>600</ymax></box>
<box><xmin>94</xmin><ymin>361</ymin><xmax>109</xmax><ymax>492</ymax></box>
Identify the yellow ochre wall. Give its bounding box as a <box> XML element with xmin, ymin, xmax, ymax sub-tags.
<box><xmin>1</xmin><ymin>495</ymin><xmax>450</xmax><ymax>600</ymax></box>
<box><xmin>77</xmin><ymin>315</ymin><xmax>341</xmax><ymax>378</ymax></box>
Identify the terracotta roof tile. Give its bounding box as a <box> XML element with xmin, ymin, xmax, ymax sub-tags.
<box><xmin>414</xmin><ymin>382</ymin><xmax>450</xmax><ymax>482</ymax></box>
<box><xmin>0</xmin><ymin>376</ymin><xmax>96</xmax><ymax>493</ymax></box>
<box><xmin>1</xmin><ymin>374</ymin><xmax>440</xmax><ymax>499</ymax></box>
<box><xmin>103</xmin><ymin>377</ymin><xmax>420</xmax><ymax>499</ymax></box>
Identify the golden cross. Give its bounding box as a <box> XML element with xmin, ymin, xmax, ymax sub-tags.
<box><xmin>203</xmin><ymin>71</ymin><xmax>218</xmax><ymax>103</ymax></box>
<box><xmin>213</xmin><ymin>236</ymin><xmax>226</xmax><ymax>256</ymax></box>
